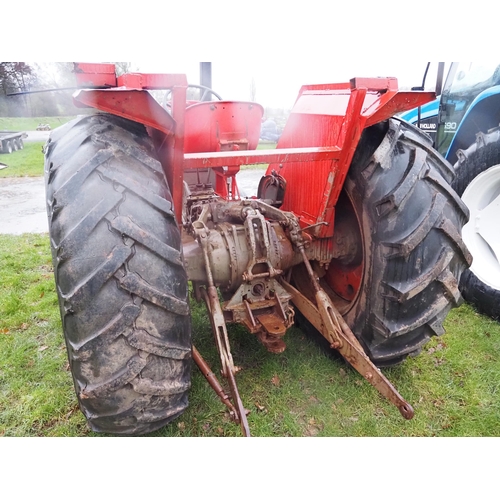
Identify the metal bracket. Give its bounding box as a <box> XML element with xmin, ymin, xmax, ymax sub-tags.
<box><xmin>192</xmin><ymin>219</ymin><xmax>251</xmax><ymax>436</ymax></box>
<box><xmin>281</xmin><ymin>278</ymin><xmax>414</xmax><ymax>419</ymax></box>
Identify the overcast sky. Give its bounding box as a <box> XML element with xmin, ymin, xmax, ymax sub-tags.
<box><xmin>5</xmin><ymin>1</ymin><xmax>483</xmax><ymax>110</ymax></box>
<box><xmin>133</xmin><ymin>60</ymin><xmax>442</xmax><ymax>109</ymax></box>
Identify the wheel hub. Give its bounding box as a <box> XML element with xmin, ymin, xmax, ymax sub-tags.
<box><xmin>462</xmin><ymin>163</ymin><xmax>500</xmax><ymax>291</ymax></box>
<box><xmin>324</xmin><ymin>190</ymin><xmax>363</xmax><ymax>304</ymax></box>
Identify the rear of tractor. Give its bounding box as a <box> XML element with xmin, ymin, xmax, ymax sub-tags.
<box><xmin>44</xmin><ymin>63</ymin><xmax>471</xmax><ymax>435</ymax></box>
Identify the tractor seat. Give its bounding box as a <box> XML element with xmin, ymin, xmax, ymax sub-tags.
<box><xmin>183</xmin><ymin>100</ymin><xmax>264</xmax><ymax>153</ymax></box>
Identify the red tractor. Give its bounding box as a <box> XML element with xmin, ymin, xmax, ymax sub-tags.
<box><xmin>44</xmin><ymin>63</ymin><xmax>471</xmax><ymax>436</ymax></box>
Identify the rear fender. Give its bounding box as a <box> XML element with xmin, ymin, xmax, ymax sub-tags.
<box><xmin>399</xmin><ymin>98</ymin><xmax>440</xmax><ymax>144</ymax></box>
<box><xmin>446</xmin><ymin>86</ymin><xmax>500</xmax><ymax>164</ymax></box>
<box><xmin>267</xmin><ymin>78</ymin><xmax>435</xmax><ymax>237</ymax></box>
<box><xmin>400</xmin><ymin>98</ymin><xmax>440</xmax><ymax>125</ymax></box>
<box><xmin>73</xmin><ymin>79</ymin><xmax>188</xmax><ymax>222</ymax></box>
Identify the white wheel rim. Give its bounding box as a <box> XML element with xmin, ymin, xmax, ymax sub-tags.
<box><xmin>462</xmin><ymin>163</ymin><xmax>500</xmax><ymax>290</ymax></box>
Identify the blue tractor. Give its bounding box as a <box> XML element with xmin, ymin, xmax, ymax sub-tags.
<box><xmin>401</xmin><ymin>63</ymin><xmax>500</xmax><ymax>320</ymax></box>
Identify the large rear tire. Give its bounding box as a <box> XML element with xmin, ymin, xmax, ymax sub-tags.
<box><xmin>44</xmin><ymin>113</ymin><xmax>192</xmax><ymax>435</ymax></box>
<box><xmin>451</xmin><ymin>126</ymin><xmax>500</xmax><ymax>320</ymax></box>
<box><xmin>319</xmin><ymin>119</ymin><xmax>472</xmax><ymax>366</ymax></box>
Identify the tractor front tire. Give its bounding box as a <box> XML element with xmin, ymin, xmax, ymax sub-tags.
<box><xmin>332</xmin><ymin>119</ymin><xmax>471</xmax><ymax>366</ymax></box>
<box><xmin>44</xmin><ymin>113</ymin><xmax>192</xmax><ymax>435</ymax></box>
<box><xmin>451</xmin><ymin>126</ymin><xmax>500</xmax><ymax>320</ymax></box>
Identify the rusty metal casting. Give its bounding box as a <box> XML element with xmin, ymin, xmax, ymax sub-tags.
<box><xmin>192</xmin><ymin>345</ymin><xmax>238</xmax><ymax>418</ymax></box>
<box><xmin>185</xmin><ymin>198</ymin><xmax>298</xmax><ymax>342</ymax></box>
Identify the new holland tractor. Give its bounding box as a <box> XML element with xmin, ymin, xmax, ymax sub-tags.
<box><xmin>401</xmin><ymin>62</ymin><xmax>500</xmax><ymax>321</ymax></box>
<box><xmin>44</xmin><ymin>63</ymin><xmax>471</xmax><ymax>435</ymax></box>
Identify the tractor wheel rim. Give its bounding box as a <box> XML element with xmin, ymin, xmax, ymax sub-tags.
<box><xmin>462</xmin><ymin>163</ymin><xmax>500</xmax><ymax>290</ymax></box>
<box><xmin>323</xmin><ymin>189</ymin><xmax>364</xmax><ymax>313</ymax></box>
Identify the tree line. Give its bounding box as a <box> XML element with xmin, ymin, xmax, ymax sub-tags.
<box><xmin>0</xmin><ymin>62</ymin><xmax>132</xmax><ymax>118</ymax></box>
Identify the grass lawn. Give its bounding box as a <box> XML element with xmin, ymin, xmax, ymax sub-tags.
<box><xmin>0</xmin><ymin>142</ymin><xmax>45</xmax><ymax>177</ymax></box>
<box><xmin>0</xmin><ymin>116</ymin><xmax>75</xmax><ymax>132</ymax></box>
<box><xmin>1</xmin><ymin>233</ymin><xmax>499</xmax><ymax>437</ymax></box>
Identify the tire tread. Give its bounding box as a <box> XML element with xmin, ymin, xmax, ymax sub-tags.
<box><xmin>45</xmin><ymin>113</ymin><xmax>191</xmax><ymax>435</ymax></box>
<box><xmin>343</xmin><ymin>119</ymin><xmax>470</xmax><ymax>365</ymax></box>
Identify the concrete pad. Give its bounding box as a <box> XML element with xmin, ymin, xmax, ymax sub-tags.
<box><xmin>0</xmin><ymin>177</ymin><xmax>48</xmax><ymax>234</ymax></box>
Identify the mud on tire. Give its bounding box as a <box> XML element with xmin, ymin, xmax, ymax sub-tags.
<box><xmin>44</xmin><ymin>113</ymin><xmax>192</xmax><ymax>435</ymax></box>
<box><xmin>333</xmin><ymin>119</ymin><xmax>472</xmax><ymax>366</ymax></box>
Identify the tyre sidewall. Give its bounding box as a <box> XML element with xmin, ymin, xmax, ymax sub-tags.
<box><xmin>452</xmin><ymin>129</ymin><xmax>500</xmax><ymax>319</ymax></box>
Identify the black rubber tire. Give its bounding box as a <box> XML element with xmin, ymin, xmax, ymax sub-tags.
<box><xmin>330</xmin><ymin>119</ymin><xmax>472</xmax><ymax>366</ymax></box>
<box><xmin>16</xmin><ymin>138</ymin><xmax>23</xmax><ymax>150</ymax></box>
<box><xmin>44</xmin><ymin>113</ymin><xmax>192</xmax><ymax>435</ymax></box>
<box><xmin>4</xmin><ymin>140</ymin><xmax>13</xmax><ymax>154</ymax></box>
<box><xmin>451</xmin><ymin>126</ymin><xmax>500</xmax><ymax>320</ymax></box>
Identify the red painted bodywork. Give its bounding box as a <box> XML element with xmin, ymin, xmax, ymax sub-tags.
<box><xmin>183</xmin><ymin>100</ymin><xmax>264</xmax><ymax>199</ymax></box>
<box><xmin>265</xmin><ymin>78</ymin><xmax>435</xmax><ymax>237</ymax></box>
<box><xmin>73</xmin><ymin>63</ymin><xmax>117</xmax><ymax>88</ymax></box>
<box><xmin>71</xmin><ymin>64</ymin><xmax>435</xmax><ymax>234</ymax></box>
<box><xmin>74</xmin><ymin>89</ymin><xmax>177</xmax><ymax>135</ymax></box>
<box><xmin>183</xmin><ymin>101</ymin><xmax>263</xmax><ymax>153</ymax></box>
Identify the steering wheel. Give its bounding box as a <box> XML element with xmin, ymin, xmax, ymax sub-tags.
<box><xmin>163</xmin><ymin>84</ymin><xmax>223</xmax><ymax>109</ymax></box>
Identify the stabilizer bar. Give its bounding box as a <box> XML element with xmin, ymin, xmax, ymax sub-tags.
<box><xmin>281</xmin><ymin>279</ymin><xmax>414</xmax><ymax>420</ymax></box>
